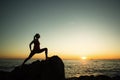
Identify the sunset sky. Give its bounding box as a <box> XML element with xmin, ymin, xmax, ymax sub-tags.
<box><xmin>0</xmin><ymin>0</ymin><xmax>120</xmax><ymax>59</ymax></box>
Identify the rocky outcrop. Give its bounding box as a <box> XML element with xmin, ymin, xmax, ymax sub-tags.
<box><xmin>66</xmin><ymin>75</ymin><xmax>120</xmax><ymax>80</ymax></box>
<box><xmin>0</xmin><ymin>56</ymin><xmax>65</xmax><ymax>80</ymax></box>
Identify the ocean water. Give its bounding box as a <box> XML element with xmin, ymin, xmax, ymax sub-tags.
<box><xmin>64</xmin><ymin>59</ymin><xmax>120</xmax><ymax>78</ymax></box>
<box><xmin>0</xmin><ymin>59</ymin><xmax>120</xmax><ymax>78</ymax></box>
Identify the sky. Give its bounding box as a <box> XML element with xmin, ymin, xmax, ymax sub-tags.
<box><xmin>0</xmin><ymin>0</ymin><xmax>120</xmax><ymax>59</ymax></box>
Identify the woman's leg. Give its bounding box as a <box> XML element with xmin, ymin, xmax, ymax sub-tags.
<box><xmin>39</xmin><ymin>48</ymin><xmax>48</xmax><ymax>59</ymax></box>
<box><xmin>22</xmin><ymin>51</ymin><xmax>35</xmax><ymax>65</ymax></box>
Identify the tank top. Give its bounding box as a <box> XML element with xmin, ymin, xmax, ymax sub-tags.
<box><xmin>33</xmin><ymin>39</ymin><xmax>40</xmax><ymax>50</ymax></box>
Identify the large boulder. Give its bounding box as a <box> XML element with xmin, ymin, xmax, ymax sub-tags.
<box><xmin>10</xmin><ymin>56</ymin><xmax>65</xmax><ymax>80</ymax></box>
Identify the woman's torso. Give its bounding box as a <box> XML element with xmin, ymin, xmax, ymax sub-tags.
<box><xmin>33</xmin><ymin>39</ymin><xmax>40</xmax><ymax>50</ymax></box>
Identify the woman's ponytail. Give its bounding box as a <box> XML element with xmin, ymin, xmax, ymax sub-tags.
<box><xmin>33</xmin><ymin>33</ymin><xmax>40</xmax><ymax>40</ymax></box>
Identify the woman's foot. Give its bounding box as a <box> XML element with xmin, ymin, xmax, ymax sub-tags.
<box><xmin>46</xmin><ymin>57</ymin><xmax>49</xmax><ymax>60</ymax></box>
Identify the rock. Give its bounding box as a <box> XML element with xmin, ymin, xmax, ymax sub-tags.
<box><xmin>79</xmin><ymin>75</ymin><xmax>94</xmax><ymax>80</ymax></box>
<box><xmin>66</xmin><ymin>75</ymin><xmax>120</xmax><ymax>80</ymax></box>
<box><xmin>112</xmin><ymin>76</ymin><xmax>120</xmax><ymax>80</ymax></box>
<box><xmin>66</xmin><ymin>77</ymin><xmax>78</xmax><ymax>80</ymax></box>
<box><xmin>0</xmin><ymin>71</ymin><xmax>10</xmax><ymax>80</ymax></box>
<box><xmin>1</xmin><ymin>56</ymin><xmax>65</xmax><ymax>80</ymax></box>
<box><xmin>95</xmin><ymin>75</ymin><xmax>112</xmax><ymax>80</ymax></box>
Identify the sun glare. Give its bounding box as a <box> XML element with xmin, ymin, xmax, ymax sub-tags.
<box><xmin>81</xmin><ymin>56</ymin><xmax>87</xmax><ymax>60</ymax></box>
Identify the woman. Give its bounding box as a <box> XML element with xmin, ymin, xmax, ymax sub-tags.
<box><xmin>22</xmin><ymin>33</ymin><xmax>48</xmax><ymax>65</ymax></box>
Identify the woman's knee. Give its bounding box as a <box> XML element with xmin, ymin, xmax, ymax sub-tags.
<box><xmin>44</xmin><ymin>48</ymin><xmax>48</xmax><ymax>53</ymax></box>
<box><xmin>44</xmin><ymin>48</ymin><xmax>47</xmax><ymax>51</ymax></box>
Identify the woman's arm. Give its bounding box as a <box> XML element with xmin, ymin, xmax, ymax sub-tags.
<box><xmin>29</xmin><ymin>40</ymin><xmax>34</xmax><ymax>51</ymax></box>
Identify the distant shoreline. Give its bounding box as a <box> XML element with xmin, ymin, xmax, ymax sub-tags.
<box><xmin>0</xmin><ymin>57</ymin><xmax>120</xmax><ymax>60</ymax></box>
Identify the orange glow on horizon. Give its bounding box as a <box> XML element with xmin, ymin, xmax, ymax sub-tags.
<box><xmin>0</xmin><ymin>52</ymin><xmax>120</xmax><ymax>60</ymax></box>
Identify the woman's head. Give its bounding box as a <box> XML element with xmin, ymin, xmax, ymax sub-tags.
<box><xmin>34</xmin><ymin>33</ymin><xmax>40</xmax><ymax>39</ymax></box>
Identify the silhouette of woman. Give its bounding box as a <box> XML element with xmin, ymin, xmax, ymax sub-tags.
<box><xmin>22</xmin><ymin>33</ymin><xmax>48</xmax><ymax>65</ymax></box>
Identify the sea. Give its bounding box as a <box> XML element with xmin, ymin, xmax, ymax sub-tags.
<box><xmin>0</xmin><ymin>59</ymin><xmax>120</xmax><ymax>78</ymax></box>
